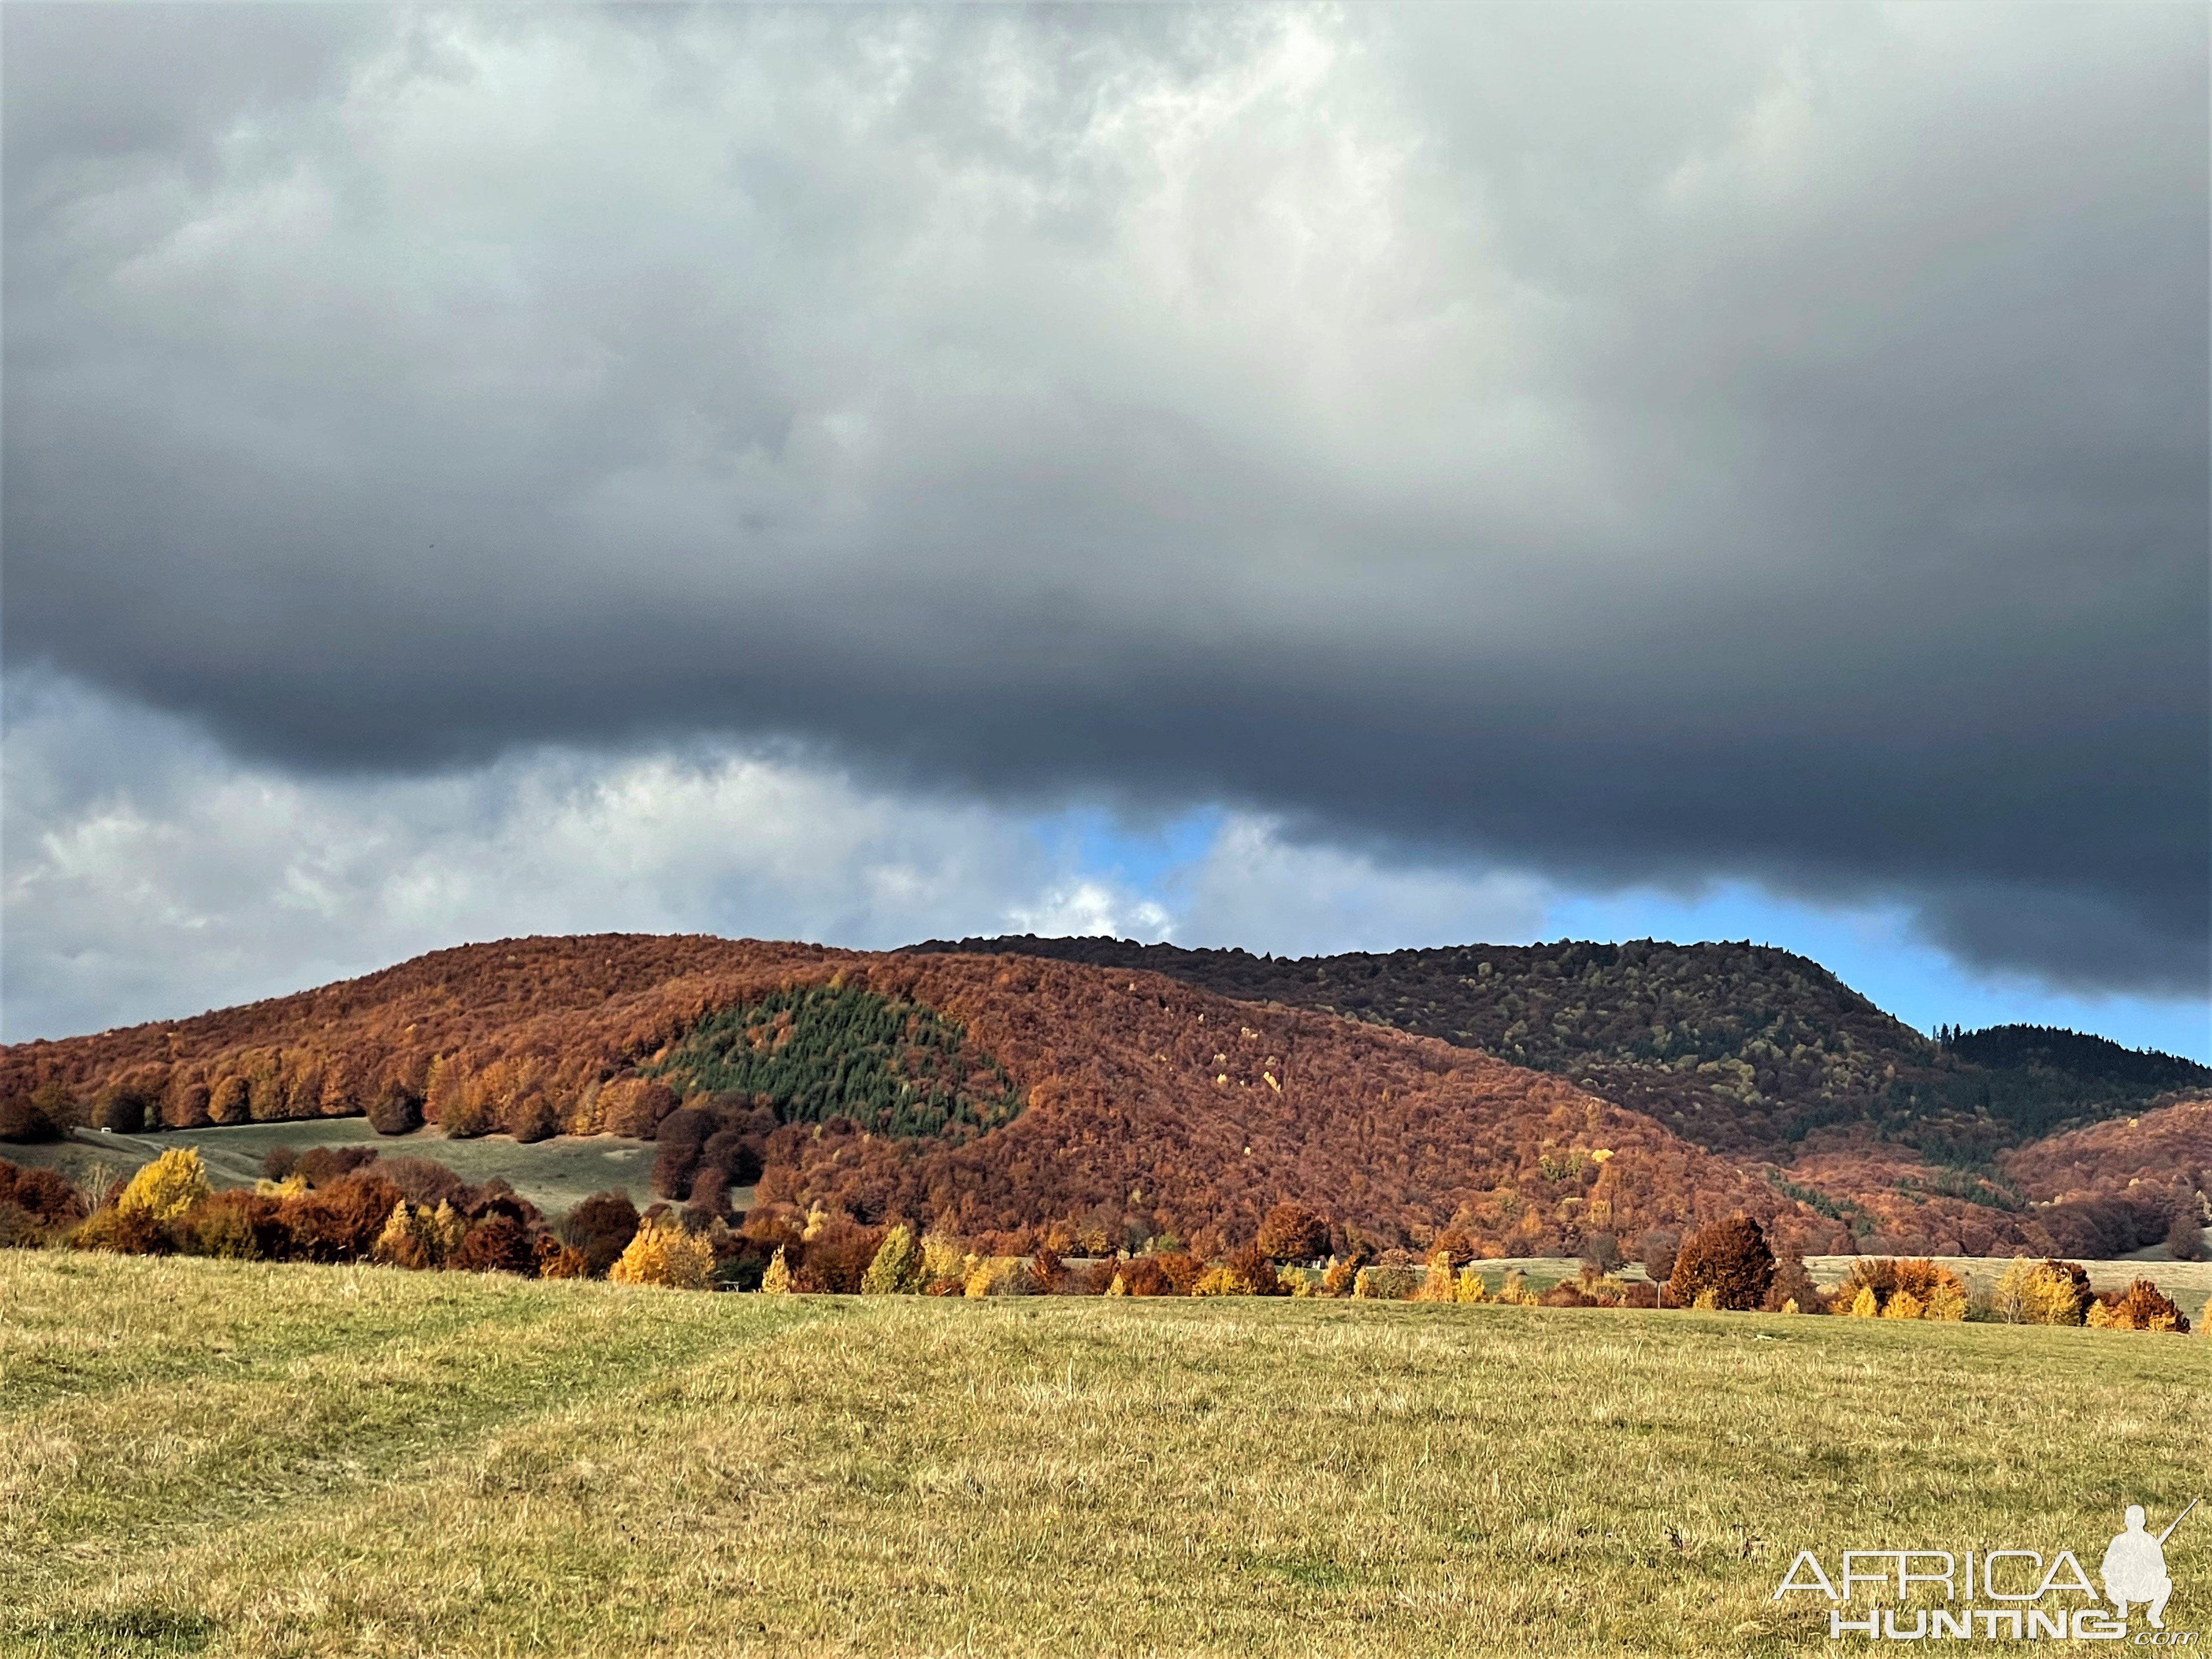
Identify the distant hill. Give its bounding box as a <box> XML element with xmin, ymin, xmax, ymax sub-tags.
<box><xmin>2002</xmin><ymin>1097</ymin><xmax>2212</xmax><ymax>1204</ymax></box>
<box><xmin>1942</xmin><ymin>1023</ymin><xmax>2210</xmax><ymax>1096</ymax></box>
<box><xmin>899</xmin><ymin>936</ymin><xmax>2211</xmax><ymax>1163</ymax></box>
<box><xmin>5</xmin><ymin>933</ymin><xmax>2200</xmax><ymax>1261</ymax></box>
<box><xmin>0</xmin><ymin>934</ymin><xmax>1818</xmax><ymax>1256</ymax></box>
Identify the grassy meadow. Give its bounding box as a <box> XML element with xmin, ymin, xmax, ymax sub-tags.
<box><xmin>5</xmin><ymin>1124</ymin><xmax>664</xmax><ymax>1218</ymax></box>
<box><xmin>3</xmin><ymin>1254</ymin><xmax>2207</xmax><ymax>1658</ymax></box>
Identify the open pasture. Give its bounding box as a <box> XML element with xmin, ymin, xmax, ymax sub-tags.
<box><xmin>4</xmin><ymin>1124</ymin><xmax>662</xmax><ymax>1218</ymax></box>
<box><xmin>2</xmin><ymin>1252</ymin><xmax>2204</xmax><ymax>1657</ymax></box>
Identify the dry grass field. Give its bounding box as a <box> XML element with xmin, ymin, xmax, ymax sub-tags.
<box><xmin>4</xmin><ymin>1125</ymin><xmax>662</xmax><ymax>1218</ymax></box>
<box><xmin>2</xmin><ymin>1252</ymin><xmax>2205</xmax><ymax>1658</ymax></box>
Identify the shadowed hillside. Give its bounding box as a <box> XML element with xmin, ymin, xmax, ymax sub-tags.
<box><xmin>899</xmin><ymin>935</ymin><xmax>2209</xmax><ymax>1162</ymax></box>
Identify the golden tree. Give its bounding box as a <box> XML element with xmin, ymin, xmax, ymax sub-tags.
<box><xmin>1995</xmin><ymin>1259</ymin><xmax>2090</xmax><ymax>1325</ymax></box>
<box><xmin>1920</xmin><ymin>1274</ymin><xmax>1968</xmax><ymax>1322</ymax></box>
<box><xmin>759</xmin><ymin>1245</ymin><xmax>794</xmax><ymax>1294</ymax></box>
<box><xmin>611</xmin><ymin>1221</ymin><xmax>715</xmax><ymax>1290</ymax></box>
<box><xmin>373</xmin><ymin>1201</ymin><xmax>433</xmax><ymax>1270</ymax></box>
<box><xmin>116</xmin><ymin>1148</ymin><xmax>210</xmax><ymax>1224</ymax></box>
<box><xmin>918</xmin><ymin>1231</ymin><xmax>967</xmax><ymax>1293</ymax></box>
<box><xmin>2086</xmin><ymin>1280</ymin><xmax>2188</xmax><ymax>1333</ymax></box>
<box><xmin>1414</xmin><ymin>1249</ymin><xmax>1457</xmax><ymax>1303</ymax></box>
<box><xmin>861</xmin><ymin>1224</ymin><xmax>924</xmax><ymax>1294</ymax></box>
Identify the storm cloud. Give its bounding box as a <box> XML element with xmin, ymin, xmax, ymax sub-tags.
<box><xmin>6</xmin><ymin>4</ymin><xmax>2207</xmax><ymax>997</ymax></box>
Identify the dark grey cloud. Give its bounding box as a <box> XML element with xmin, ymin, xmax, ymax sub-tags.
<box><xmin>5</xmin><ymin>4</ymin><xmax>2205</xmax><ymax>996</ymax></box>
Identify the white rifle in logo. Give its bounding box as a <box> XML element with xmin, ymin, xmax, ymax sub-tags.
<box><xmin>2104</xmin><ymin>1499</ymin><xmax>2195</xmax><ymax>1629</ymax></box>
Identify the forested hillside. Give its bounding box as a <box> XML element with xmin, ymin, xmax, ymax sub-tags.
<box><xmin>0</xmin><ymin>935</ymin><xmax>1826</xmax><ymax>1256</ymax></box>
<box><xmin>642</xmin><ymin>983</ymin><xmax>1024</xmax><ymax>1140</ymax></box>
<box><xmin>900</xmin><ymin>936</ymin><xmax>2209</xmax><ymax>1161</ymax></box>
<box><xmin>2002</xmin><ymin>1098</ymin><xmax>2212</xmax><ymax>1203</ymax></box>
<box><xmin>4</xmin><ymin>934</ymin><xmax>2200</xmax><ymax>1261</ymax></box>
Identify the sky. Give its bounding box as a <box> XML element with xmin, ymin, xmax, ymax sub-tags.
<box><xmin>4</xmin><ymin>4</ymin><xmax>2207</xmax><ymax>1057</ymax></box>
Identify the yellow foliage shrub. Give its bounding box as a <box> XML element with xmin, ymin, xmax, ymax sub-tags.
<box><xmin>1351</xmin><ymin>1264</ymin><xmax>1422</xmax><ymax>1301</ymax></box>
<box><xmin>1319</xmin><ymin>1255</ymin><xmax>1361</xmax><ymax>1297</ymax></box>
<box><xmin>116</xmin><ymin>1149</ymin><xmax>210</xmax><ymax>1223</ymax></box>
<box><xmin>373</xmin><ymin>1202</ymin><xmax>433</xmax><ymax>1270</ymax></box>
<box><xmin>1192</xmin><ymin>1251</ymin><xmax>1280</xmax><ymax>1297</ymax></box>
<box><xmin>1414</xmin><ymin>1250</ymin><xmax>1457</xmax><ymax>1303</ymax></box>
<box><xmin>422</xmin><ymin>1201</ymin><xmax>465</xmax><ymax>1267</ymax></box>
<box><xmin>919</xmin><ymin>1231</ymin><xmax>967</xmax><ymax>1285</ymax></box>
<box><xmin>1995</xmin><ymin>1258</ymin><xmax>2087</xmax><ymax>1325</ymax></box>
<box><xmin>611</xmin><ymin>1221</ymin><xmax>715</xmax><ymax>1290</ymax></box>
<box><xmin>963</xmin><ymin>1257</ymin><xmax>1038</xmax><ymax>1297</ymax></box>
<box><xmin>1921</xmin><ymin>1279</ymin><xmax>1967</xmax><ymax>1321</ymax></box>
<box><xmin>1843</xmin><ymin>1257</ymin><xmax>1970</xmax><ymax>1321</ymax></box>
<box><xmin>861</xmin><ymin>1224</ymin><xmax>924</xmax><ymax>1294</ymax></box>
<box><xmin>1454</xmin><ymin>1268</ymin><xmax>1491</xmax><ymax>1304</ymax></box>
<box><xmin>759</xmin><ymin>1245</ymin><xmax>794</xmax><ymax>1294</ymax></box>
<box><xmin>1691</xmin><ymin>1288</ymin><xmax>1720</xmax><ymax>1311</ymax></box>
<box><xmin>2024</xmin><ymin>1268</ymin><xmax>2084</xmax><ymax>1325</ymax></box>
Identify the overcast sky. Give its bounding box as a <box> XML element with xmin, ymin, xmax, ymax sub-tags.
<box><xmin>5</xmin><ymin>4</ymin><xmax>2207</xmax><ymax>1053</ymax></box>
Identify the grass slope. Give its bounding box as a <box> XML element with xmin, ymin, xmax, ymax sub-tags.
<box><xmin>3</xmin><ymin>1123</ymin><xmax>660</xmax><ymax>1218</ymax></box>
<box><xmin>4</xmin><ymin>1256</ymin><xmax>2205</xmax><ymax>1657</ymax></box>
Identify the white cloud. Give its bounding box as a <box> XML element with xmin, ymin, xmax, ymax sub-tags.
<box><xmin>0</xmin><ymin>676</ymin><xmax>1542</xmax><ymax>1039</ymax></box>
<box><xmin>0</xmin><ymin>675</ymin><xmax>1065</xmax><ymax>1038</ymax></box>
<box><xmin>1167</xmin><ymin>815</ymin><xmax>1551</xmax><ymax>958</ymax></box>
<box><xmin>1006</xmin><ymin>882</ymin><xmax>1171</xmax><ymax>941</ymax></box>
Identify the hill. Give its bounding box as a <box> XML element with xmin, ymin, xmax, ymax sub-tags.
<box><xmin>2002</xmin><ymin>1097</ymin><xmax>2212</xmax><ymax>1203</ymax></box>
<box><xmin>899</xmin><ymin>935</ymin><xmax>2210</xmax><ymax>1161</ymax></box>
<box><xmin>0</xmin><ymin>934</ymin><xmax>1827</xmax><ymax>1256</ymax></box>
<box><xmin>5</xmin><ymin>934</ymin><xmax>2200</xmax><ymax>1260</ymax></box>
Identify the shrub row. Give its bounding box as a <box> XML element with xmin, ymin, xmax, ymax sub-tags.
<box><xmin>3</xmin><ymin>1158</ymin><xmax>2197</xmax><ymax>1337</ymax></box>
<box><xmin>1</xmin><ymin>1150</ymin><xmax>595</xmax><ymax>1277</ymax></box>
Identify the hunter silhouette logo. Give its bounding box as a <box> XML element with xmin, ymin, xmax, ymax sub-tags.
<box><xmin>2107</xmin><ymin>1502</ymin><xmax>2195</xmax><ymax>1629</ymax></box>
<box><xmin>1773</xmin><ymin>1499</ymin><xmax>2200</xmax><ymax>1643</ymax></box>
